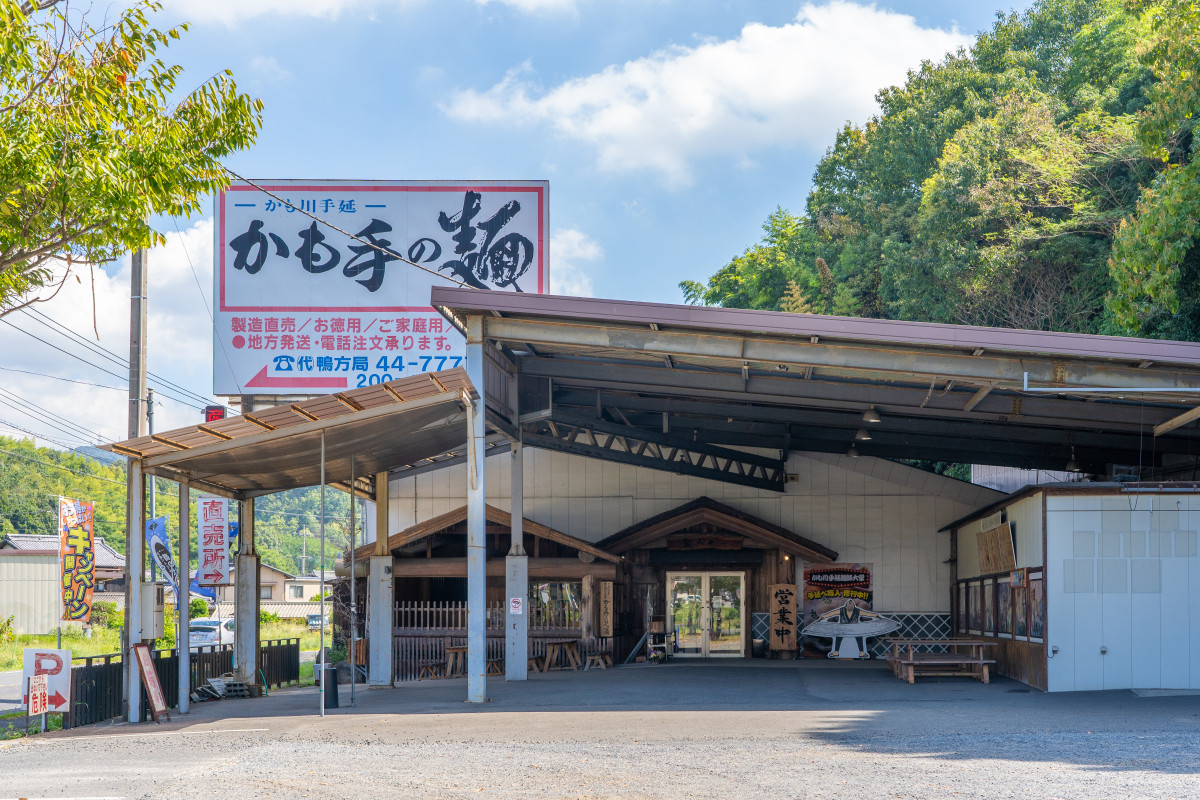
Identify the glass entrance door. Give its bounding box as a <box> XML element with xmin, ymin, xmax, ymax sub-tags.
<box><xmin>667</xmin><ymin>572</ymin><xmax>745</xmax><ymax>657</ymax></box>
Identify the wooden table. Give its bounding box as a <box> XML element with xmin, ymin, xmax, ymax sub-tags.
<box><xmin>883</xmin><ymin>637</ymin><xmax>997</xmax><ymax>684</ymax></box>
<box><xmin>445</xmin><ymin>645</ymin><xmax>468</xmax><ymax>678</ymax></box>
<box><xmin>541</xmin><ymin>639</ymin><xmax>582</xmax><ymax>672</ymax></box>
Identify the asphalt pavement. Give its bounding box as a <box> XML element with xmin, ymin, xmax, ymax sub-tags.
<box><xmin>0</xmin><ymin>670</ymin><xmax>22</xmax><ymax>716</ymax></box>
<box><xmin>1</xmin><ymin>660</ymin><xmax>1198</xmax><ymax>799</ymax></box>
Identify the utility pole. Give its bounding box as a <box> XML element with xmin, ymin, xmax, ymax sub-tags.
<box><xmin>124</xmin><ymin>246</ymin><xmax>148</xmax><ymax>722</ymax></box>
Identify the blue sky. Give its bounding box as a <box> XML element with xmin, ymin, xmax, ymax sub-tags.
<box><xmin>0</xmin><ymin>0</ymin><xmax>1031</xmax><ymax>445</ymax></box>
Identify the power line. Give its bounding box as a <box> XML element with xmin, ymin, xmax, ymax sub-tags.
<box><xmin>0</xmin><ymin>446</ymin><xmax>126</xmax><ymax>485</ymax></box>
<box><xmin>20</xmin><ymin>308</ymin><xmax>216</xmax><ymax>412</ymax></box>
<box><xmin>219</xmin><ymin>166</ymin><xmax>470</xmax><ymax>289</ymax></box>
<box><xmin>0</xmin><ymin>386</ymin><xmax>110</xmax><ymax>442</ymax></box>
<box><xmin>0</xmin><ymin>396</ymin><xmax>106</xmax><ymax>445</ymax></box>
<box><xmin>173</xmin><ymin>217</ymin><xmax>243</xmax><ymax>400</ymax></box>
<box><xmin>0</xmin><ymin>419</ymin><xmax>86</xmax><ymax>451</ymax></box>
<box><xmin>0</xmin><ymin>365</ymin><xmax>127</xmax><ymax>392</ymax></box>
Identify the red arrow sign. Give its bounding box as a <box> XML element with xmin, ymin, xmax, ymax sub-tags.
<box><xmin>48</xmin><ymin>690</ymin><xmax>66</xmax><ymax>708</ymax></box>
<box><xmin>243</xmin><ymin>365</ymin><xmax>347</xmax><ymax>390</ymax></box>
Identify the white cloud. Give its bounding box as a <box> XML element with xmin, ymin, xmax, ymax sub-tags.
<box><xmin>443</xmin><ymin>1</ymin><xmax>970</xmax><ymax>186</ymax></box>
<box><xmin>249</xmin><ymin>56</ymin><xmax>293</xmax><ymax>84</ymax></box>
<box><xmin>550</xmin><ymin>228</ymin><xmax>601</xmax><ymax>297</ymax></box>
<box><xmin>0</xmin><ymin>220</ymin><xmax>222</xmax><ymax>450</ymax></box>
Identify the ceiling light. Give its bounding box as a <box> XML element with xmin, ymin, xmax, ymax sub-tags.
<box><xmin>847</xmin><ymin>443</ymin><xmax>860</xmax><ymax>458</ymax></box>
<box><xmin>855</xmin><ymin>429</ymin><xmax>872</xmax><ymax>441</ymax></box>
<box><xmin>862</xmin><ymin>406</ymin><xmax>882</xmax><ymax>424</ymax></box>
<box><xmin>1066</xmin><ymin>446</ymin><xmax>1081</xmax><ymax>473</ymax></box>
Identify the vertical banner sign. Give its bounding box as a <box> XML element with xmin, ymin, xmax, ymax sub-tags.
<box><xmin>213</xmin><ymin>180</ymin><xmax>549</xmax><ymax>396</ymax></box>
<box><xmin>599</xmin><ymin>581</ymin><xmax>614</xmax><ymax>638</ymax></box>
<box><xmin>145</xmin><ymin>516</ymin><xmax>179</xmax><ymax>597</ymax></box>
<box><xmin>802</xmin><ymin>564</ymin><xmax>873</xmax><ymax>628</ymax></box>
<box><xmin>197</xmin><ymin>497</ymin><xmax>230</xmax><ymax>586</ymax></box>
<box><xmin>769</xmin><ymin>584</ymin><xmax>798</xmax><ymax>651</ymax></box>
<box><xmin>58</xmin><ymin>497</ymin><xmax>95</xmax><ymax>623</ymax></box>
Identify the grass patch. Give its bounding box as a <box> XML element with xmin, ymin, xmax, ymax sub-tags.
<box><xmin>0</xmin><ymin>627</ymin><xmax>123</xmax><ymax>671</ymax></box>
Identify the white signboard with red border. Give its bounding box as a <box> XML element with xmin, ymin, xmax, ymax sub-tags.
<box><xmin>213</xmin><ymin>180</ymin><xmax>549</xmax><ymax>396</ymax></box>
<box><xmin>22</xmin><ymin>648</ymin><xmax>71</xmax><ymax>713</ymax></box>
<box><xmin>27</xmin><ymin>673</ymin><xmax>48</xmax><ymax>716</ymax></box>
<box><xmin>197</xmin><ymin>497</ymin><xmax>230</xmax><ymax>586</ymax></box>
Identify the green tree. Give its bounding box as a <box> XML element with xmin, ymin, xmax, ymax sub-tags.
<box><xmin>0</xmin><ymin>0</ymin><xmax>263</xmax><ymax>314</ymax></box>
<box><xmin>1110</xmin><ymin>0</ymin><xmax>1200</xmax><ymax>338</ymax></box>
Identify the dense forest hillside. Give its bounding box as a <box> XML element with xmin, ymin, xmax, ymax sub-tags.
<box><xmin>0</xmin><ymin>435</ymin><xmax>359</xmax><ymax>575</ymax></box>
<box><xmin>682</xmin><ymin>0</ymin><xmax>1200</xmax><ymax>341</ymax></box>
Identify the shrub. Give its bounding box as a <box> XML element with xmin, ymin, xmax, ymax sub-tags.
<box><xmin>189</xmin><ymin>598</ymin><xmax>209</xmax><ymax>619</ymax></box>
<box><xmin>89</xmin><ymin>601</ymin><xmax>118</xmax><ymax>629</ymax></box>
<box><xmin>0</xmin><ymin>615</ymin><xmax>13</xmax><ymax>644</ymax></box>
<box><xmin>259</xmin><ymin>609</ymin><xmax>281</xmax><ymax>625</ymax></box>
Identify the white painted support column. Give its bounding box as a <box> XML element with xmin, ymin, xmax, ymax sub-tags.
<box><xmin>124</xmin><ymin>459</ymin><xmax>145</xmax><ymax>723</ymax></box>
<box><xmin>368</xmin><ymin>471</ymin><xmax>393</xmax><ymax>685</ymax></box>
<box><xmin>234</xmin><ymin>497</ymin><xmax>259</xmax><ymax>684</ymax></box>
<box><xmin>506</xmin><ymin>372</ymin><xmax>528</xmax><ymax>681</ymax></box>
<box><xmin>466</xmin><ymin>315</ymin><xmax>488</xmax><ymax>702</ymax></box>
<box><xmin>177</xmin><ymin>479</ymin><xmax>190</xmax><ymax>714</ymax></box>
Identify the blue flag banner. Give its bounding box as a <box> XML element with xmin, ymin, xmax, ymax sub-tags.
<box><xmin>144</xmin><ymin>516</ymin><xmax>179</xmax><ymax>598</ymax></box>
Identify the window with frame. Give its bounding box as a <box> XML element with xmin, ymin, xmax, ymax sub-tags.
<box><xmin>260</xmin><ymin>585</ymin><xmax>273</xmax><ymax>600</ymax></box>
<box><xmin>289</xmin><ymin>584</ymin><xmax>304</xmax><ymax>599</ymax></box>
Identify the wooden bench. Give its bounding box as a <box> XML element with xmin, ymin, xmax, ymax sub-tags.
<box><xmin>890</xmin><ymin>652</ymin><xmax>995</xmax><ymax>684</ymax></box>
<box><xmin>527</xmin><ymin>657</ymin><xmax>542</xmax><ymax>673</ymax></box>
<box><xmin>584</xmin><ymin>653</ymin><xmax>612</xmax><ymax>670</ymax></box>
<box><xmin>416</xmin><ymin>660</ymin><xmax>445</xmax><ymax>680</ymax></box>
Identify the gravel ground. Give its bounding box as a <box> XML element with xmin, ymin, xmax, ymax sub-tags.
<box><xmin>2</xmin><ymin>661</ymin><xmax>1198</xmax><ymax>800</ymax></box>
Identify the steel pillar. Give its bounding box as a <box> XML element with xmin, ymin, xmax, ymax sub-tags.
<box><xmin>234</xmin><ymin>498</ymin><xmax>259</xmax><ymax>684</ymax></box>
<box><xmin>506</xmin><ymin>371</ymin><xmax>528</xmax><ymax>681</ymax></box>
<box><xmin>123</xmin><ymin>459</ymin><xmax>144</xmax><ymax>723</ymax></box>
<box><xmin>177</xmin><ymin>479</ymin><xmax>190</xmax><ymax>714</ymax></box>
<box><xmin>466</xmin><ymin>316</ymin><xmax>487</xmax><ymax>702</ymax></box>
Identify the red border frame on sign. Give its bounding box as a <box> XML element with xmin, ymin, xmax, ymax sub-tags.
<box><xmin>218</xmin><ymin>184</ymin><xmax>547</xmax><ymax>312</ymax></box>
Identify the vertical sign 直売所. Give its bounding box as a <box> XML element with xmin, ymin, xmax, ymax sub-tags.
<box><xmin>213</xmin><ymin>180</ymin><xmax>549</xmax><ymax>396</ymax></box>
<box><xmin>769</xmin><ymin>584</ymin><xmax>798</xmax><ymax>651</ymax></box>
<box><xmin>197</xmin><ymin>497</ymin><xmax>229</xmax><ymax>586</ymax></box>
<box><xmin>599</xmin><ymin>581</ymin><xmax>614</xmax><ymax>638</ymax></box>
<box><xmin>58</xmin><ymin>497</ymin><xmax>95</xmax><ymax>623</ymax></box>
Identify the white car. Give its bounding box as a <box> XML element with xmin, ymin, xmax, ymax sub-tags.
<box><xmin>189</xmin><ymin>617</ymin><xmax>234</xmax><ymax>650</ymax></box>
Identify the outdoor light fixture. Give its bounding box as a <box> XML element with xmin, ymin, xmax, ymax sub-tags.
<box><xmin>848</xmin><ymin>443</ymin><xmax>860</xmax><ymax>457</ymax></box>
<box><xmin>862</xmin><ymin>406</ymin><xmax>882</xmax><ymax>424</ymax></box>
<box><xmin>855</xmin><ymin>428</ymin><xmax>872</xmax><ymax>441</ymax></box>
<box><xmin>1066</xmin><ymin>446</ymin><xmax>1081</xmax><ymax>473</ymax></box>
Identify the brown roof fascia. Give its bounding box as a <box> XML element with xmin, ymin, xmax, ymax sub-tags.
<box><xmin>354</xmin><ymin>503</ymin><xmax>620</xmax><ymax>564</ymax></box>
<box><xmin>938</xmin><ymin>481</ymin><xmax>1200</xmax><ymax>532</ymax></box>
<box><xmin>596</xmin><ymin>496</ymin><xmax>837</xmax><ymax>563</ymax></box>
<box><xmin>431</xmin><ymin>287</ymin><xmax>1200</xmax><ymax>366</ymax></box>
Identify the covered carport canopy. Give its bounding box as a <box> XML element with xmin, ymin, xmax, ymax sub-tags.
<box><xmin>433</xmin><ymin>287</ymin><xmax>1200</xmax><ymax>487</ymax></box>
<box><xmin>103</xmin><ymin>369</ymin><xmax>477</xmax><ymax>500</ymax></box>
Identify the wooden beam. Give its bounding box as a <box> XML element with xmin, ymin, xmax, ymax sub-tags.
<box><xmin>1154</xmin><ymin>404</ymin><xmax>1200</xmax><ymax>437</ymax></box>
<box><xmin>390</xmin><ymin>557</ymin><xmax>616</xmax><ymax>580</ymax></box>
<box><xmin>963</xmin><ymin>385</ymin><xmax>993</xmax><ymax>412</ymax></box>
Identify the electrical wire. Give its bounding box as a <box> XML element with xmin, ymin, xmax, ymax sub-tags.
<box><xmin>0</xmin><ymin>419</ymin><xmax>86</xmax><ymax>451</ymax></box>
<box><xmin>0</xmin><ymin>365</ymin><xmax>127</xmax><ymax>392</ymax></box>
<box><xmin>0</xmin><ymin>396</ymin><xmax>107</xmax><ymax>445</ymax></box>
<box><xmin>0</xmin><ymin>386</ymin><xmax>110</xmax><ymax>442</ymax></box>
<box><xmin>20</xmin><ymin>307</ymin><xmax>216</xmax><ymax>412</ymax></box>
<box><xmin>0</xmin><ymin>445</ymin><xmax>125</xmax><ymax>485</ymax></box>
<box><xmin>172</xmin><ymin>217</ymin><xmax>242</xmax><ymax>400</ymax></box>
<box><xmin>218</xmin><ymin>166</ymin><xmax>471</xmax><ymax>289</ymax></box>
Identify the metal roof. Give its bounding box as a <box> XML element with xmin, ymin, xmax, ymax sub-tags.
<box><xmin>1</xmin><ymin>534</ymin><xmax>125</xmax><ymax>569</ymax></box>
<box><xmin>100</xmin><ymin>369</ymin><xmax>477</xmax><ymax>500</ymax></box>
<box><xmin>433</xmin><ymin>288</ymin><xmax>1200</xmax><ymax>479</ymax></box>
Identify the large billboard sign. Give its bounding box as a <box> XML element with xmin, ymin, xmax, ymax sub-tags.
<box><xmin>213</xmin><ymin>180</ymin><xmax>549</xmax><ymax>396</ymax></box>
